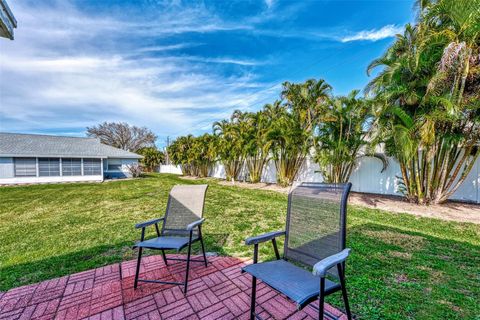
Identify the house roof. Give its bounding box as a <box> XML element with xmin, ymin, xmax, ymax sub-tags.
<box><xmin>0</xmin><ymin>0</ymin><xmax>16</xmax><ymax>40</ymax></box>
<box><xmin>0</xmin><ymin>133</ymin><xmax>142</xmax><ymax>159</ymax></box>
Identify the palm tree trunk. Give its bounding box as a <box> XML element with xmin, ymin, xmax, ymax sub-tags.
<box><xmin>456</xmin><ymin>48</ymin><xmax>470</xmax><ymax>105</ymax></box>
<box><xmin>437</xmin><ymin>151</ymin><xmax>479</xmax><ymax>203</ymax></box>
<box><xmin>399</xmin><ymin>162</ymin><xmax>410</xmax><ymax>196</ymax></box>
<box><xmin>413</xmin><ymin>153</ymin><xmax>424</xmax><ymax>204</ymax></box>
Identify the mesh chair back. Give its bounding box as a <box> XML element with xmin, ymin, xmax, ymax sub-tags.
<box><xmin>284</xmin><ymin>182</ymin><xmax>351</xmax><ymax>275</ymax></box>
<box><xmin>162</xmin><ymin>184</ymin><xmax>208</xmax><ymax>236</ymax></box>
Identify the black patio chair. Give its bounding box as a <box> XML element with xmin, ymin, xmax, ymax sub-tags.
<box><xmin>133</xmin><ymin>184</ymin><xmax>209</xmax><ymax>294</ymax></box>
<box><xmin>242</xmin><ymin>182</ymin><xmax>353</xmax><ymax>320</ymax></box>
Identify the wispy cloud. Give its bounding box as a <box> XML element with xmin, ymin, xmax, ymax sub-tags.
<box><xmin>137</xmin><ymin>43</ymin><xmax>203</xmax><ymax>53</ymax></box>
<box><xmin>0</xmin><ymin>1</ymin><xmax>273</xmax><ymax>139</ymax></box>
<box><xmin>0</xmin><ymin>0</ymin><xmax>409</xmax><ymax>142</ymax></box>
<box><xmin>178</xmin><ymin>56</ymin><xmax>264</xmax><ymax>66</ymax></box>
<box><xmin>341</xmin><ymin>24</ymin><xmax>403</xmax><ymax>42</ymax></box>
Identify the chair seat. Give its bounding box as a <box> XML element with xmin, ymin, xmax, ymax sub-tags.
<box><xmin>135</xmin><ymin>236</ymin><xmax>197</xmax><ymax>251</ymax></box>
<box><xmin>242</xmin><ymin>259</ymin><xmax>340</xmax><ymax>308</ymax></box>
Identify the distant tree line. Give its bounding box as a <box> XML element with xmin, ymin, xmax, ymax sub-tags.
<box><xmin>168</xmin><ymin>80</ymin><xmax>380</xmax><ymax>187</ymax></box>
<box><xmin>168</xmin><ymin>0</ymin><xmax>480</xmax><ymax>205</ymax></box>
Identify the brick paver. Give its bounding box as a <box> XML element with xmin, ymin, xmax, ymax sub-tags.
<box><xmin>0</xmin><ymin>255</ymin><xmax>347</xmax><ymax>319</ymax></box>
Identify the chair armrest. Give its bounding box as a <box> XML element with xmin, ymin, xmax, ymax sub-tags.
<box><xmin>135</xmin><ymin>217</ymin><xmax>164</xmax><ymax>229</ymax></box>
<box><xmin>245</xmin><ymin>230</ymin><xmax>285</xmax><ymax>245</ymax></box>
<box><xmin>312</xmin><ymin>248</ymin><xmax>351</xmax><ymax>277</ymax></box>
<box><xmin>187</xmin><ymin>218</ymin><xmax>205</xmax><ymax>231</ymax></box>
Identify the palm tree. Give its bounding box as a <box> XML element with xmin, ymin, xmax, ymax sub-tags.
<box><xmin>168</xmin><ymin>134</ymin><xmax>217</xmax><ymax>177</ymax></box>
<box><xmin>264</xmin><ymin>79</ymin><xmax>332</xmax><ymax>187</ymax></box>
<box><xmin>243</xmin><ymin>110</ymin><xmax>270</xmax><ymax>183</ymax></box>
<box><xmin>137</xmin><ymin>147</ymin><xmax>165</xmax><ymax>172</ymax></box>
<box><xmin>282</xmin><ymin>79</ymin><xmax>332</xmax><ymax>131</ymax></box>
<box><xmin>367</xmin><ymin>0</ymin><xmax>480</xmax><ymax>204</ymax></box>
<box><xmin>168</xmin><ymin>135</ymin><xmax>195</xmax><ymax>176</ymax></box>
<box><xmin>314</xmin><ymin>90</ymin><xmax>386</xmax><ymax>183</ymax></box>
<box><xmin>195</xmin><ymin>133</ymin><xmax>217</xmax><ymax>177</ymax></box>
<box><xmin>213</xmin><ymin>114</ymin><xmax>245</xmax><ymax>182</ymax></box>
<box><xmin>264</xmin><ymin>101</ymin><xmax>310</xmax><ymax>187</ymax></box>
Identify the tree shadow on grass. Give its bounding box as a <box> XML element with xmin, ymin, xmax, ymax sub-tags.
<box><xmin>0</xmin><ymin>233</ymin><xmax>230</xmax><ymax>292</ymax></box>
<box><xmin>334</xmin><ymin>222</ymin><xmax>480</xmax><ymax>320</ymax></box>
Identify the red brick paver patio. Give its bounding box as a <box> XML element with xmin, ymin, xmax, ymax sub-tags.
<box><xmin>0</xmin><ymin>255</ymin><xmax>347</xmax><ymax>320</ymax></box>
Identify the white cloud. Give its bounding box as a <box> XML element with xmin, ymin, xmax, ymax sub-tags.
<box><xmin>0</xmin><ymin>1</ymin><xmax>272</xmax><ymax>139</ymax></box>
<box><xmin>179</xmin><ymin>56</ymin><xmax>263</xmax><ymax>66</ymax></box>
<box><xmin>137</xmin><ymin>43</ymin><xmax>203</xmax><ymax>53</ymax></box>
<box><xmin>0</xmin><ymin>1</ymin><xmax>401</xmax><ymax>141</ymax></box>
<box><xmin>341</xmin><ymin>24</ymin><xmax>403</xmax><ymax>42</ymax></box>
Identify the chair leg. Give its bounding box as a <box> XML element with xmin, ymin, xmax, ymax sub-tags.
<box><xmin>134</xmin><ymin>247</ymin><xmax>143</xmax><ymax>289</ymax></box>
<box><xmin>337</xmin><ymin>264</ymin><xmax>352</xmax><ymax>320</ymax></box>
<box><xmin>318</xmin><ymin>277</ymin><xmax>325</xmax><ymax>320</ymax></box>
<box><xmin>200</xmin><ymin>237</ymin><xmax>208</xmax><ymax>267</ymax></box>
<box><xmin>250</xmin><ymin>276</ymin><xmax>257</xmax><ymax>320</ymax></box>
<box><xmin>161</xmin><ymin>249</ymin><xmax>168</xmax><ymax>266</ymax></box>
<box><xmin>198</xmin><ymin>226</ymin><xmax>208</xmax><ymax>267</ymax></box>
<box><xmin>183</xmin><ymin>240</ymin><xmax>193</xmax><ymax>294</ymax></box>
<box><xmin>272</xmin><ymin>238</ymin><xmax>281</xmax><ymax>260</ymax></box>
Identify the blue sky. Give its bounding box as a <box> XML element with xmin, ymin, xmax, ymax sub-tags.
<box><xmin>0</xmin><ymin>0</ymin><xmax>414</xmax><ymax>148</ymax></box>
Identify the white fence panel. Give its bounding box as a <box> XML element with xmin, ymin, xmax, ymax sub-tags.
<box><xmin>349</xmin><ymin>157</ymin><xmax>401</xmax><ymax>195</ymax></box>
<box><xmin>159</xmin><ymin>165</ymin><xmax>183</xmax><ymax>174</ymax></box>
<box><xmin>261</xmin><ymin>160</ymin><xmax>277</xmax><ymax>183</ymax></box>
<box><xmin>210</xmin><ymin>162</ymin><xmax>226</xmax><ymax>179</ymax></box>
<box><xmin>297</xmin><ymin>158</ymin><xmax>323</xmax><ymax>183</ymax></box>
<box><xmin>158</xmin><ymin>155</ymin><xmax>480</xmax><ymax>203</ymax></box>
<box><xmin>450</xmin><ymin>158</ymin><xmax>479</xmax><ymax>203</ymax></box>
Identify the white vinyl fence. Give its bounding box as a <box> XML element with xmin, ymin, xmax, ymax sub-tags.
<box><xmin>160</xmin><ymin>156</ymin><xmax>480</xmax><ymax>204</ymax></box>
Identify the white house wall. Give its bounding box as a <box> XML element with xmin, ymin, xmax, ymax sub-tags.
<box><xmin>120</xmin><ymin>158</ymin><xmax>138</xmax><ymax>177</ymax></box>
<box><xmin>161</xmin><ymin>155</ymin><xmax>480</xmax><ymax>204</ymax></box>
<box><xmin>0</xmin><ymin>157</ymin><xmax>138</xmax><ymax>184</ymax></box>
<box><xmin>0</xmin><ymin>175</ymin><xmax>103</xmax><ymax>184</ymax></box>
<box><xmin>0</xmin><ymin>157</ymin><xmax>14</xmax><ymax>178</ymax></box>
<box><xmin>0</xmin><ymin>156</ymin><xmax>104</xmax><ymax>184</ymax></box>
<box><xmin>103</xmin><ymin>158</ymin><xmax>139</xmax><ymax>178</ymax></box>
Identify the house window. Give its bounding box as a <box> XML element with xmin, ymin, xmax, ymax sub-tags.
<box><xmin>62</xmin><ymin>158</ymin><xmax>82</xmax><ymax>176</ymax></box>
<box><xmin>108</xmin><ymin>159</ymin><xmax>122</xmax><ymax>171</ymax></box>
<box><xmin>38</xmin><ymin>158</ymin><xmax>60</xmax><ymax>176</ymax></box>
<box><xmin>14</xmin><ymin>158</ymin><xmax>37</xmax><ymax>177</ymax></box>
<box><xmin>83</xmin><ymin>158</ymin><xmax>102</xmax><ymax>175</ymax></box>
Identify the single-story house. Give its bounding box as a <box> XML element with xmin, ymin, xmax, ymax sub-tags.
<box><xmin>0</xmin><ymin>133</ymin><xmax>142</xmax><ymax>184</ymax></box>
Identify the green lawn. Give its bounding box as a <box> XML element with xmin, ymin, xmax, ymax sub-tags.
<box><xmin>0</xmin><ymin>174</ymin><xmax>479</xmax><ymax>319</ymax></box>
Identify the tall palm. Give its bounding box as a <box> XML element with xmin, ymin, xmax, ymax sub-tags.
<box><xmin>264</xmin><ymin>101</ymin><xmax>310</xmax><ymax>187</ymax></box>
<box><xmin>282</xmin><ymin>79</ymin><xmax>332</xmax><ymax>131</ymax></box>
<box><xmin>263</xmin><ymin>79</ymin><xmax>332</xmax><ymax>187</ymax></box>
<box><xmin>213</xmin><ymin>115</ymin><xmax>244</xmax><ymax>181</ymax></box>
<box><xmin>168</xmin><ymin>135</ymin><xmax>196</xmax><ymax>176</ymax></box>
<box><xmin>367</xmin><ymin>0</ymin><xmax>480</xmax><ymax>204</ymax></box>
<box><xmin>192</xmin><ymin>134</ymin><xmax>217</xmax><ymax>177</ymax></box>
<box><xmin>314</xmin><ymin>90</ymin><xmax>385</xmax><ymax>183</ymax></box>
<box><xmin>243</xmin><ymin>110</ymin><xmax>270</xmax><ymax>183</ymax></box>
